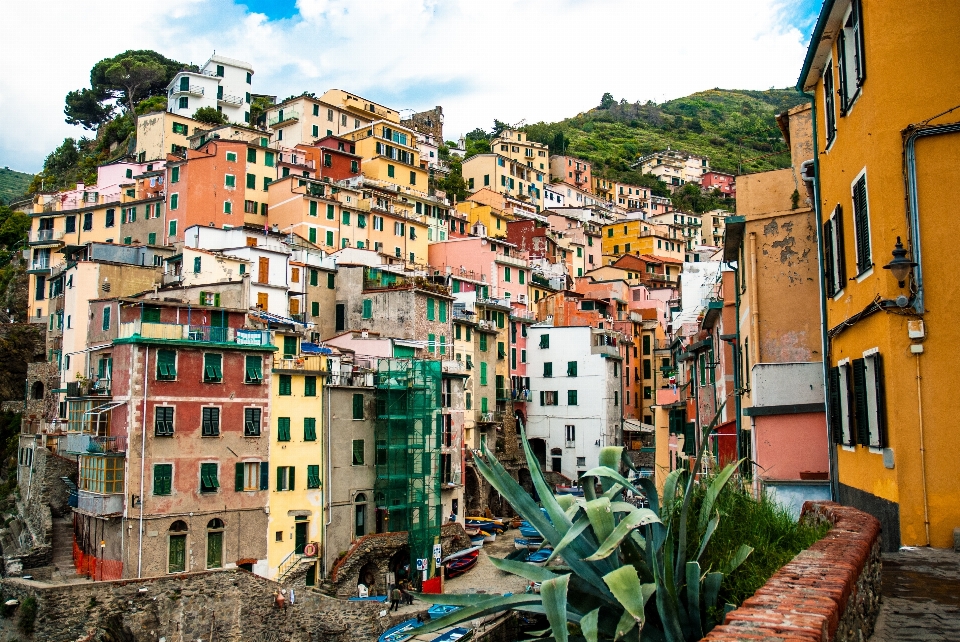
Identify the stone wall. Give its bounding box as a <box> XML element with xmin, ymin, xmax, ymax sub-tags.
<box><xmin>0</xmin><ymin>568</ymin><xmax>389</xmax><ymax>642</ymax></box>
<box><xmin>702</xmin><ymin>500</ymin><xmax>882</xmax><ymax>642</ymax></box>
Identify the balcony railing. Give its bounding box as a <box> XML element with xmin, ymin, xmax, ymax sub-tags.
<box><xmin>174</xmin><ymin>85</ymin><xmax>205</xmax><ymax>97</ymax></box>
<box><xmin>273</xmin><ymin>355</ymin><xmax>325</xmax><ymax>372</ymax></box>
<box><xmin>65</xmin><ymin>433</ymin><xmax>126</xmax><ymax>455</ymax></box>
<box><xmin>76</xmin><ymin>489</ymin><xmax>124</xmax><ymax>516</ymax></box>
<box><xmin>269</xmin><ymin>110</ymin><xmax>300</xmax><ymax>127</ymax></box>
<box><xmin>29</xmin><ymin>229</ymin><xmax>64</xmax><ymax>244</ymax></box>
<box><xmin>278</xmin><ymin>152</ymin><xmax>315</xmax><ymax>169</ymax></box>
<box><xmin>217</xmin><ymin>93</ymin><xmax>243</xmax><ymax>106</ymax></box>
<box><xmin>493</xmin><ymin>253</ymin><xmax>528</xmax><ymax>269</ymax></box>
<box><xmin>118</xmin><ymin>321</ymin><xmax>273</xmax><ymax>347</ymax></box>
<box><xmin>29</xmin><ymin>261</ymin><xmax>51</xmax><ymax>272</ymax></box>
<box><xmin>512</xmin><ymin>389</ymin><xmax>532</xmax><ymax>402</ymax></box>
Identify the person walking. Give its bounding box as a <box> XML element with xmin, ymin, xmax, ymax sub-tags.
<box><xmin>390</xmin><ymin>585</ymin><xmax>402</xmax><ymax>612</ymax></box>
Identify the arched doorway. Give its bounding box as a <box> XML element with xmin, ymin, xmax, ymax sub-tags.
<box><xmin>358</xmin><ymin>560</ymin><xmax>379</xmax><ymax>595</ymax></box>
<box><xmin>487</xmin><ymin>487</ymin><xmax>503</xmax><ymax>516</ymax></box>
<box><xmin>529</xmin><ymin>438</ymin><xmax>547</xmax><ymax>469</ymax></box>
<box><xmin>388</xmin><ymin>546</ymin><xmax>411</xmax><ymax>585</ymax></box>
<box><xmin>31</xmin><ymin>381</ymin><xmax>43</xmax><ymax>400</ymax></box>
<box><xmin>168</xmin><ymin>520</ymin><xmax>187</xmax><ymax>574</ymax></box>
<box><xmin>464</xmin><ymin>466</ymin><xmax>481</xmax><ymax>513</ymax></box>
<box><xmin>205</xmin><ymin>518</ymin><xmax>224</xmax><ymax>569</ymax></box>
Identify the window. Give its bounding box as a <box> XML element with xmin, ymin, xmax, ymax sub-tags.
<box><xmin>823</xmin><ymin>59</ymin><xmax>837</xmax><ymax>146</ymax></box>
<box><xmin>851</xmin><ymin>172</ymin><xmax>871</xmax><ymax>274</ymax></box>
<box><xmin>543</xmin><ymin>362</ymin><xmax>553</xmax><ymax>377</ymax></box>
<box><xmin>278</xmin><ymin>374</ymin><xmax>292</xmax><ymax>395</ymax></box>
<box><xmin>155</xmin><ymin>406</ymin><xmax>174</xmax><ymax>436</ymax></box>
<box><xmin>105</xmin><ymin>208</ymin><xmax>115</xmax><ymax>227</ymax></box>
<box><xmin>200</xmin><ymin>463</ymin><xmax>219</xmax><ymax>493</ymax></box>
<box><xmin>540</xmin><ymin>391</ymin><xmax>558</xmax><ymax>406</ymax></box>
<box><xmin>277</xmin><ymin>417</ymin><xmax>291</xmax><ymax>442</ymax></box>
<box><xmin>568</xmin><ymin>390</ymin><xmax>578</xmax><ymax>405</ymax></box>
<box><xmin>643</xmin><ymin>359</ymin><xmax>652</xmax><ymax>379</ymax></box>
<box><xmin>837</xmin><ymin>0</ymin><xmax>866</xmax><ymax>114</ymax></box>
<box><xmin>387</xmin><ymin>164</ymin><xmax>395</xmax><ymax>178</ymax></box>
<box><xmin>428</xmin><ymin>333</ymin><xmax>435</xmax><ymax>353</ymax></box>
<box><xmin>565</xmin><ymin>424</ymin><xmax>575</xmax><ymax>445</ymax></box>
<box><xmin>823</xmin><ymin>205</ymin><xmax>847</xmax><ymax>297</ymax></box>
<box><xmin>201</xmin><ymin>407</ymin><xmax>220</xmax><ymax>436</ymax></box>
<box><xmin>244</xmin><ymin>407</ymin><xmax>261</xmax><ymax>437</ymax></box>
<box><xmin>351</xmin><ymin>392</ymin><xmax>365</xmax><ymax>420</ymax></box>
<box><xmin>302</xmin><ymin>417</ymin><xmax>317</xmax><ymax>442</ymax></box>
<box><xmin>327</xmin><ymin>273</ymin><xmax>335</xmax><ymax>289</ymax></box>
<box><xmin>154</xmin><ymin>464</ymin><xmax>172</xmax><ymax>495</ymax></box>
<box><xmin>304</xmin><ymin>376</ymin><xmax>317</xmax><ymax>397</ymax></box>
<box><xmin>439</xmin><ymin>300</ymin><xmax>447</xmax><ymax>322</ymax></box>
<box><xmin>168</xmin><ymin>220</ymin><xmax>177</xmax><ymax>237</ymax></box>
<box><xmin>276</xmin><ymin>466</ymin><xmax>295</xmax><ymax>491</ymax></box>
<box><xmin>226</xmin><ymin>151</ymin><xmax>237</xmax><ymax>162</ymax></box>
<box><xmin>237</xmin><ymin>461</ymin><xmax>265</xmax><ymax>491</ymax></box>
<box><xmin>203</xmin><ymin>354</ymin><xmax>222</xmax><ymax>382</ymax></box>
<box><xmin>480</xmin><ymin>362</ymin><xmax>488</xmax><ymax>386</ymax></box>
<box><xmin>567</xmin><ymin>361</ymin><xmax>577</xmax><ymax>377</ymax></box>
<box><xmin>352</xmin><ymin>439</ymin><xmax>365</xmax><ymax>465</ymax></box>
<box><xmin>852</xmin><ymin>352</ymin><xmax>886</xmax><ymax>448</ymax></box>
<box><xmin>426</xmin><ymin>297</ymin><xmax>435</xmax><ymax>320</ymax></box>
<box><xmin>539</xmin><ymin>334</ymin><xmax>549</xmax><ymax>349</ymax></box>
<box><xmin>307</xmin><ymin>465</ymin><xmax>321</xmax><ymax>489</ymax></box>
<box><xmin>101</xmin><ymin>306</ymin><xmax>111</xmax><ymax>331</ymax></box>
<box><xmin>179</xmin><ymin>96</ymin><xmax>188</xmax><ymax>109</ymax></box>
<box><xmin>829</xmin><ymin>361</ymin><xmax>854</xmax><ymax>447</ymax></box>
<box><xmin>644</xmin><ymin>386</ymin><xmax>652</xmax><ymax>400</ymax></box>
<box><xmin>326</xmin><ymin>230</ymin><xmax>334</xmax><ymax>246</ymax></box>
<box><xmin>614</xmin><ymin>391</ymin><xmax>619</xmax><ymax>406</ymax></box>
<box><xmin>479</xmin><ymin>334</ymin><xmax>487</xmax><ymax>352</ymax></box>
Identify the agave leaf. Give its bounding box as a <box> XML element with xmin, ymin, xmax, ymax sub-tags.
<box><xmin>541</xmin><ymin>573</ymin><xmax>571</xmax><ymax>642</ymax></box>
<box><xmin>661</xmin><ymin>469</ymin><xmax>683</xmax><ymax>514</ymax></box>
<box><xmin>598</xmin><ymin>446</ymin><xmax>624</xmax><ymax>493</ymax></box>
<box><xmin>546</xmin><ymin>516</ymin><xmax>591</xmax><ymax>563</ymax></box>
<box><xmin>633</xmin><ymin>475</ymin><xmax>661</xmax><ymax>517</ymax></box>
<box><xmin>685</xmin><ymin>561</ymin><xmax>703</xmax><ymax>639</ymax></box>
<box><xmin>518</xmin><ymin>424</ymin><xmax>574</xmax><ymax>535</ymax></box>
<box><xmin>581</xmin><ymin>467</ymin><xmax>646</xmax><ymax>498</ymax></box>
<box><xmin>614</xmin><ymin>609</ymin><xmax>636</xmax><ymax>639</ymax></box>
<box><xmin>415</xmin><ymin>593</ymin><xmax>545</xmax><ymax>633</ymax></box>
<box><xmin>722</xmin><ymin>544</ymin><xmax>754</xmax><ymax>575</ymax></box>
<box><xmin>695</xmin><ymin>512</ymin><xmax>720</xmax><ymax>562</ymax></box>
<box><xmin>585</xmin><ymin>508</ymin><xmax>661</xmax><ymax>561</ymax></box>
<box><xmin>696</xmin><ymin>461</ymin><xmax>740</xmax><ymax>536</ymax></box>
<box><xmin>580</xmin><ymin>607</ymin><xmax>601</xmax><ymax>642</ymax></box>
<box><xmin>489</xmin><ymin>555</ymin><xmax>563</xmax><ymax>583</ymax></box>
<box><xmin>603</xmin><ymin>482</ymin><xmax>626</xmax><ymax>500</ymax></box>
<box><xmin>602</xmin><ymin>565</ymin><xmax>655</xmax><ymax>628</ymax></box>
<box><xmin>654</xmin><ymin>566</ymin><xmax>685</xmax><ymax>642</ymax></box>
<box><xmin>584</xmin><ymin>497</ymin><xmax>616</xmax><ymax>554</ymax></box>
<box><xmin>556</xmin><ymin>493</ymin><xmax>577</xmax><ymax>512</ymax></box>
<box><xmin>702</xmin><ymin>572</ymin><xmax>723</xmax><ymax>612</ymax></box>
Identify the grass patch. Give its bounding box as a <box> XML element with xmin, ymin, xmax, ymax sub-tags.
<box><xmin>685</xmin><ymin>476</ymin><xmax>829</xmax><ymax>607</ymax></box>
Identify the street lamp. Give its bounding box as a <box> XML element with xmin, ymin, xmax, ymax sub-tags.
<box><xmin>882</xmin><ymin>236</ymin><xmax>917</xmax><ymax>288</ymax></box>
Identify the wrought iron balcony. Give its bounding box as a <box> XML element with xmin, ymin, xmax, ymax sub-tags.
<box><xmin>118</xmin><ymin>321</ymin><xmax>273</xmax><ymax>347</ymax></box>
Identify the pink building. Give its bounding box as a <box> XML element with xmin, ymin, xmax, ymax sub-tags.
<box><xmin>549</xmin><ymin>155</ymin><xmax>593</xmax><ymax>194</ymax></box>
<box><xmin>700</xmin><ymin>171</ymin><xmax>736</xmax><ymax>198</ymax></box>
<box><xmin>427</xmin><ymin>237</ymin><xmax>530</xmax><ymax>305</ymax></box>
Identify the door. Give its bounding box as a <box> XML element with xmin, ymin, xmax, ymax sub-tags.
<box><xmin>206</xmin><ymin>531</ymin><xmax>223</xmax><ymax>569</ymax></box>
<box><xmin>257</xmin><ymin>292</ymin><xmax>268</xmax><ymax>310</ymax></box>
<box><xmin>283</xmin><ymin>336</ymin><xmax>297</xmax><ymax>358</ymax></box>
<box><xmin>258</xmin><ymin>257</ymin><xmax>269</xmax><ymax>284</ymax></box>
<box><xmin>210</xmin><ymin>309</ymin><xmax>227</xmax><ymax>342</ymax></box>
<box><xmin>169</xmin><ymin>534</ymin><xmax>186</xmax><ymax>573</ymax></box>
<box><xmin>335</xmin><ymin>304</ymin><xmax>345</xmax><ymax>332</ymax></box>
<box><xmin>295</xmin><ymin>521</ymin><xmax>308</xmax><ymax>555</ymax></box>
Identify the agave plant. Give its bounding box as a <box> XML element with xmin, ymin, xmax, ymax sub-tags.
<box><xmin>419</xmin><ymin>406</ymin><xmax>752</xmax><ymax>641</ymax></box>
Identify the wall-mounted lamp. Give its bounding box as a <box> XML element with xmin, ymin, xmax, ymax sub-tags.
<box><xmin>882</xmin><ymin>236</ymin><xmax>917</xmax><ymax>288</ymax></box>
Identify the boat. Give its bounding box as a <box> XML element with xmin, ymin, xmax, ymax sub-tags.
<box><xmin>427</xmin><ymin>604</ymin><xmax>462</xmax><ymax>618</ymax></box>
<box><xmin>514</xmin><ymin>537</ymin><xmax>545</xmax><ymax>550</ymax></box>
<box><xmin>518</xmin><ymin>525</ymin><xmax>541</xmax><ymax>539</ymax></box>
<box><xmin>443</xmin><ymin>550</ymin><xmax>479</xmax><ymax>578</ymax></box>
<box><xmin>428</xmin><ymin>627</ymin><xmax>473</xmax><ymax>641</ymax></box>
<box><xmin>469</xmin><ymin>534</ymin><xmax>486</xmax><ymax>547</ymax></box>
<box><xmin>348</xmin><ymin>595</ymin><xmax>388</xmax><ymax>602</ymax></box>
<box><xmin>464</xmin><ymin>527</ymin><xmax>482</xmax><ymax>537</ymax></box>
<box><xmin>525</xmin><ymin>550</ymin><xmax>551</xmax><ymax>566</ymax></box>
<box><xmin>465</xmin><ymin>517</ymin><xmax>505</xmax><ymax>533</ymax></box>
<box><xmin>482</xmin><ymin>530</ymin><xmax>496</xmax><ymax>543</ymax></box>
<box><xmin>379</xmin><ymin>618</ymin><xmax>422</xmax><ymax>642</ymax></box>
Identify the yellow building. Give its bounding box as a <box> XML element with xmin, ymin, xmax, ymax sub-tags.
<box><xmin>134</xmin><ymin>111</ymin><xmax>205</xmax><ymax>161</ymax></box>
<box><xmin>267</xmin><ymin>336</ymin><xmax>326</xmax><ymax>583</ymax></box>
<box><xmin>263</xmin><ymin>88</ymin><xmax>400</xmax><ymax>149</ymax></box>
<box><xmin>340</xmin><ymin>121</ymin><xmax>429</xmax><ymax>191</ymax></box>
<box><xmin>490</xmin><ymin>129</ymin><xmax>549</xmax><ymax>172</ymax></box>
<box><xmin>799</xmin><ymin>0</ymin><xmax>960</xmax><ymax>549</ymax></box>
<box><xmin>461</xmin><ymin>155</ymin><xmax>545</xmax><ymax>208</ymax></box>
<box><xmin>455</xmin><ymin>200</ymin><xmax>512</xmax><ymax>238</ymax></box>
<box><xmin>601</xmin><ymin>219</ymin><xmax>685</xmax><ymax>264</ymax></box>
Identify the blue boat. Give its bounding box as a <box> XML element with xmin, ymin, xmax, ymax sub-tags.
<box><xmin>525</xmin><ymin>550</ymin><xmax>551</xmax><ymax>566</ymax></box>
<box><xmin>429</xmin><ymin>627</ymin><xmax>472</xmax><ymax>641</ymax></box>
<box><xmin>518</xmin><ymin>525</ymin><xmax>541</xmax><ymax>538</ymax></box>
<box><xmin>514</xmin><ymin>537</ymin><xmax>545</xmax><ymax>550</ymax></box>
<box><xmin>348</xmin><ymin>595</ymin><xmax>388</xmax><ymax>602</ymax></box>
<box><xmin>427</xmin><ymin>604</ymin><xmax>462</xmax><ymax>618</ymax></box>
<box><xmin>378</xmin><ymin>618</ymin><xmax>422</xmax><ymax>642</ymax></box>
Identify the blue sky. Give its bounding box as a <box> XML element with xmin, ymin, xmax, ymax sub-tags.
<box><xmin>1</xmin><ymin>0</ymin><xmax>825</xmax><ymax>174</ymax></box>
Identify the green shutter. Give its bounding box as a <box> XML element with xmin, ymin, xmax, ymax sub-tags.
<box><xmin>154</xmin><ymin>464</ymin><xmax>172</xmax><ymax>495</ymax></box>
<box><xmin>245</xmin><ymin>355</ymin><xmax>262</xmax><ymax>383</ymax></box>
<box><xmin>304</xmin><ymin>418</ymin><xmax>317</xmax><ymax>441</ymax></box>
<box><xmin>480</xmin><ymin>362</ymin><xmax>487</xmax><ymax>385</ymax></box>
<box><xmin>828</xmin><ymin>366</ymin><xmax>843</xmax><ymax>444</ymax></box>
<box><xmin>479</xmin><ymin>335</ymin><xmax>487</xmax><ymax>352</ymax></box>
<box><xmin>440</xmin><ymin>335</ymin><xmax>446</xmax><ymax>355</ymax></box>
<box><xmin>279</xmin><ymin>375</ymin><xmax>292</xmax><ymax>396</ymax></box>
<box><xmin>568</xmin><ymin>390</ymin><xmax>578</xmax><ymax>405</ymax></box>
<box><xmin>289</xmin><ymin>467</ymin><xmax>295</xmax><ymax>490</ymax></box>
<box><xmin>260</xmin><ymin>462</ymin><xmax>269</xmax><ymax>490</ymax></box>
<box><xmin>352</xmin><ymin>440</ymin><xmax>364</xmax><ymax>465</ymax></box>
<box><xmin>312</xmin><ymin>301</ymin><xmax>320</xmax><ymax>316</ymax></box>
<box><xmin>278</xmin><ymin>417</ymin><xmax>291</xmax><ymax>441</ymax></box>
<box><xmin>235</xmin><ymin>462</ymin><xmax>244</xmax><ymax>491</ymax></box>
<box><xmin>277</xmin><ymin>467</ymin><xmax>284</xmax><ymax>491</ymax></box>
<box><xmin>427</xmin><ymin>298</ymin><xmax>435</xmax><ymax>320</ymax></box>
<box><xmin>326</xmin><ymin>204</ymin><xmax>334</xmax><ymax>219</ymax></box>
<box><xmin>540</xmin><ymin>334</ymin><xmax>549</xmax><ymax>348</ymax></box>
<box><xmin>304</xmin><ymin>376</ymin><xmax>316</xmax><ymax>396</ymax></box>
<box><xmin>307</xmin><ymin>465</ymin><xmax>321</xmax><ymax>489</ymax></box>
<box><xmin>362</xmin><ymin>299</ymin><xmax>372</xmax><ymax>318</ymax></box>
<box><xmin>852</xmin><ymin>358</ymin><xmax>869</xmax><ymax>445</ymax></box>
<box><xmin>872</xmin><ymin>355</ymin><xmax>887</xmax><ymax>448</ymax></box>
<box><xmin>326</xmin><ymin>231</ymin><xmax>334</xmax><ymax>246</ymax></box>
<box><xmin>439</xmin><ymin>300</ymin><xmax>447</xmax><ymax>322</ymax></box>
<box><xmin>567</xmin><ymin>361</ymin><xmax>577</xmax><ymax>377</ymax></box>
<box><xmin>428</xmin><ymin>333</ymin><xmax>435</xmax><ymax>353</ymax></box>
<box><xmin>327</xmin><ymin>273</ymin><xmax>335</xmax><ymax>289</ymax></box>
<box><xmin>544</xmin><ymin>362</ymin><xmax>552</xmax><ymax>377</ymax></box>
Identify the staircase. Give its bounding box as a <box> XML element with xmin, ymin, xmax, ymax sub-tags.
<box><xmin>49</xmin><ymin>518</ymin><xmax>85</xmax><ymax>583</ymax></box>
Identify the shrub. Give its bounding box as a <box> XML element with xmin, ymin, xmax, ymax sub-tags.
<box><xmin>18</xmin><ymin>596</ymin><xmax>37</xmax><ymax>635</ymax></box>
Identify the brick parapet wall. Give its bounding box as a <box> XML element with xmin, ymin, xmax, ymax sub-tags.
<box><xmin>703</xmin><ymin>500</ymin><xmax>882</xmax><ymax>642</ymax></box>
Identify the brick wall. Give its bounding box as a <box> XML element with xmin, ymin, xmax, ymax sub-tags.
<box><xmin>702</xmin><ymin>501</ymin><xmax>882</xmax><ymax>642</ymax></box>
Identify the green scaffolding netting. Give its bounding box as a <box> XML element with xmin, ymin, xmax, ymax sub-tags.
<box><xmin>375</xmin><ymin>358</ymin><xmax>442</xmax><ymax>579</ymax></box>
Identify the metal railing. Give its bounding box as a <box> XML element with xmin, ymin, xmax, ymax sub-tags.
<box><xmin>273</xmin><ymin>355</ymin><xmax>325</xmax><ymax>372</ymax></box>
<box><xmin>175</xmin><ymin>84</ymin><xmax>205</xmax><ymax>96</ymax></box>
<box><xmin>118</xmin><ymin>321</ymin><xmax>273</xmax><ymax>346</ymax></box>
<box><xmin>30</xmin><ymin>229</ymin><xmax>64</xmax><ymax>243</ymax></box>
<box><xmin>217</xmin><ymin>93</ymin><xmax>243</xmax><ymax>106</ymax></box>
<box><xmin>268</xmin><ymin>110</ymin><xmax>300</xmax><ymax>127</ymax></box>
<box><xmin>76</xmin><ymin>490</ymin><xmax>124</xmax><ymax>516</ymax></box>
<box><xmin>29</xmin><ymin>261</ymin><xmax>51</xmax><ymax>271</ymax></box>
<box><xmin>86</xmin><ymin>435</ymin><xmax>127</xmax><ymax>454</ymax></box>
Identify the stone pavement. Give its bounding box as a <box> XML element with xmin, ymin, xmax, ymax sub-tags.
<box><xmin>869</xmin><ymin>547</ymin><xmax>960</xmax><ymax>641</ymax></box>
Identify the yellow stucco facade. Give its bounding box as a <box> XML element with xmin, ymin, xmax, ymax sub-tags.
<box><xmin>801</xmin><ymin>0</ymin><xmax>960</xmax><ymax>548</ymax></box>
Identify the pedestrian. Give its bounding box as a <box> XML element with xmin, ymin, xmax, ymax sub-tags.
<box><xmin>390</xmin><ymin>585</ymin><xmax>402</xmax><ymax>612</ymax></box>
<box><xmin>402</xmin><ymin>582</ymin><xmax>414</xmax><ymax>606</ymax></box>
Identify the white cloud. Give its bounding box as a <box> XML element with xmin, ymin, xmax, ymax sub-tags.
<box><xmin>0</xmin><ymin>0</ymin><xmax>812</xmax><ymax>172</ymax></box>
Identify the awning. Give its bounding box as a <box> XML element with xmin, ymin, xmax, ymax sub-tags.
<box><xmin>623</xmin><ymin>419</ymin><xmax>654</xmax><ymax>433</ymax></box>
<box><xmin>249</xmin><ymin>309</ymin><xmax>308</xmax><ymax>327</ymax></box>
<box><xmin>82</xmin><ymin>401</ymin><xmax>124</xmax><ymax>417</ymax></box>
<box><xmin>71</xmin><ymin>344</ymin><xmax>113</xmax><ymax>355</ymax></box>
<box><xmin>300</xmin><ymin>342</ymin><xmax>332</xmax><ymax>355</ymax></box>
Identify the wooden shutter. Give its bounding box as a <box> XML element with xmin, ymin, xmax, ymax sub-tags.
<box><xmin>289</xmin><ymin>467</ymin><xmax>295</xmax><ymax>491</ymax></box>
<box><xmin>872</xmin><ymin>354</ymin><xmax>887</xmax><ymax>448</ymax></box>
<box><xmin>853</xmin><ymin>0</ymin><xmax>866</xmax><ymax>85</ymax></box>
<box><xmin>852</xmin><ymin>358</ymin><xmax>869</xmax><ymax>445</ymax></box>
<box><xmin>828</xmin><ymin>366</ymin><xmax>843</xmax><ymax>443</ymax></box>
<box><xmin>834</xmin><ymin>205</ymin><xmax>847</xmax><ymax>284</ymax></box>
<box><xmin>235</xmin><ymin>463</ymin><xmax>244</xmax><ymax>491</ymax></box>
<box><xmin>277</xmin><ymin>467</ymin><xmax>285</xmax><ymax>491</ymax></box>
<box><xmin>837</xmin><ymin>28</ymin><xmax>849</xmax><ymax>115</ymax></box>
<box><xmin>823</xmin><ymin>219</ymin><xmax>836</xmax><ymax>298</ymax></box>
<box><xmin>353</xmin><ymin>394</ymin><xmax>363</xmax><ymax>420</ymax></box>
<box><xmin>852</xmin><ymin>177</ymin><xmax>870</xmax><ymax>273</ymax></box>
<box><xmin>260</xmin><ymin>462</ymin><xmax>269</xmax><ymax>490</ymax></box>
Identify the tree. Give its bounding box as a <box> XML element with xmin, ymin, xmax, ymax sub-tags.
<box><xmin>599</xmin><ymin>92</ymin><xmax>616</xmax><ymax>109</ymax></box>
<box><xmin>491</xmin><ymin>119</ymin><xmax>512</xmax><ymax>137</ymax></box>
<box><xmin>249</xmin><ymin>95</ymin><xmax>275</xmax><ymax>127</ymax></box>
<box><xmin>104</xmin><ymin>57</ymin><xmax>165</xmax><ymax>118</ymax></box>
<box><xmin>192</xmin><ymin>107</ymin><xmax>228</xmax><ymax>126</ymax></box>
<box><xmin>64</xmin><ymin>88</ymin><xmax>113</xmax><ymax>130</ymax></box>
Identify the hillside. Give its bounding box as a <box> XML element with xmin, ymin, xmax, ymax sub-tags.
<box><xmin>0</xmin><ymin>167</ymin><xmax>34</xmax><ymax>205</ymax></box>
<box><xmin>521</xmin><ymin>88</ymin><xmax>809</xmax><ymax>182</ymax></box>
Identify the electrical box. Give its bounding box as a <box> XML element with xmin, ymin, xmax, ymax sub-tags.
<box><xmin>908</xmin><ymin>320</ymin><xmax>925</xmax><ymax>339</ymax></box>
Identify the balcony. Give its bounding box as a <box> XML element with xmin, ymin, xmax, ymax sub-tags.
<box><xmin>29</xmin><ymin>229</ymin><xmax>64</xmax><ymax>246</ymax></box>
<box><xmin>217</xmin><ymin>93</ymin><xmax>243</xmax><ymax>107</ymax></box>
<box><xmin>174</xmin><ymin>85</ymin><xmax>205</xmax><ymax>97</ymax></box>
<box><xmin>118</xmin><ymin>321</ymin><xmax>273</xmax><ymax>347</ymax></box>
<box><xmin>76</xmin><ymin>489</ymin><xmax>124</xmax><ymax>516</ymax></box>
<box><xmin>273</xmin><ymin>355</ymin><xmax>325</xmax><ymax>373</ymax></box>
<box><xmin>64</xmin><ymin>433</ymin><xmax>127</xmax><ymax>455</ymax></box>
<box><xmin>277</xmin><ymin>153</ymin><xmax>316</xmax><ymax>170</ymax></box>
<box><xmin>512</xmin><ymin>389</ymin><xmax>532</xmax><ymax>402</ymax></box>
<box><xmin>28</xmin><ymin>260</ymin><xmax>51</xmax><ymax>274</ymax></box>
<box><xmin>494</xmin><ymin>253</ymin><xmax>528</xmax><ymax>269</ymax></box>
<box><xmin>269</xmin><ymin>110</ymin><xmax>300</xmax><ymax>128</ymax></box>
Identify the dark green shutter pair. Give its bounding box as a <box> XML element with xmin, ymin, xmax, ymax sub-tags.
<box><xmin>154</xmin><ymin>464</ymin><xmax>172</xmax><ymax>495</ymax></box>
<box><xmin>157</xmin><ymin>349</ymin><xmax>177</xmax><ymax>380</ymax></box>
<box><xmin>234</xmin><ymin>462</ymin><xmax>269</xmax><ymax>491</ymax></box>
<box><xmin>827</xmin><ymin>355</ymin><xmax>886</xmax><ymax>448</ymax></box>
<box><xmin>303</xmin><ymin>418</ymin><xmax>317</xmax><ymax>441</ymax></box>
<box><xmin>277</xmin><ymin>467</ymin><xmax>295</xmax><ymax>491</ymax></box>
<box><xmin>307</xmin><ymin>465</ymin><xmax>321</xmax><ymax>489</ymax></box>
<box><xmin>245</xmin><ymin>355</ymin><xmax>262</xmax><ymax>383</ymax></box>
<box><xmin>244</xmin><ymin>408</ymin><xmax>261</xmax><ymax>436</ymax></box>
<box><xmin>155</xmin><ymin>407</ymin><xmax>174</xmax><ymax>436</ymax></box>
<box><xmin>277</xmin><ymin>417</ymin><xmax>291</xmax><ymax>441</ymax></box>
<box><xmin>200</xmin><ymin>463</ymin><xmax>219</xmax><ymax>492</ymax></box>
<box><xmin>203</xmin><ymin>354</ymin><xmax>223</xmax><ymax>382</ymax></box>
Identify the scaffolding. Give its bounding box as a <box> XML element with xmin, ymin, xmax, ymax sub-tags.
<box><xmin>375</xmin><ymin>358</ymin><xmax>442</xmax><ymax>579</ymax></box>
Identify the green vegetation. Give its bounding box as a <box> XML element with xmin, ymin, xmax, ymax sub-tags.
<box><xmin>522</xmin><ymin>88</ymin><xmax>808</xmax><ymax>179</ymax></box>
<box><xmin>17</xmin><ymin>596</ymin><xmax>37</xmax><ymax>635</ymax></box>
<box><xmin>0</xmin><ymin>168</ymin><xmax>33</xmax><ymax>205</ymax></box>
<box><xmin>192</xmin><ymin>107</ymin><xmax>229</xmax><ymax>126</ymax></box>
<box><xmin>419</xmin><ymin>408</ymin><xmax>826</xmax><ymax>641</ymax></box>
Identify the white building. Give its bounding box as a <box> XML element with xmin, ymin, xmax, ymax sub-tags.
<box><xmin>167</xmin><ymin>55</ymin><xmax>254</xmax><ymax>125</ymax></box>
<box><xmin>543</xmin><ymin>183</ymin><xmax>566</xmax><ymax>208</ymax></box>
<box><xmin>525</xmin><ymin>325</ymin><xmax>623</xmax><ymax>481</ymax></box>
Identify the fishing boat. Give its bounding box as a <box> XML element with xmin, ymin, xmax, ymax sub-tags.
<box><xmin>426</xmin><ymin>605</ymin><xmax>462</xmax><ymax>618</ymax></box>
<box><xmin>442</xmin><ymin>547</ymin><xmax>480</xmax><ymax>579</ymax></box>
<box><xmin>525</xmin><ymin>550</ymin><xmax>551</xmax><ymax>566</ymax></box>
<box><xmin>464</xmin><ymin>517</ymin><xmax>505</xmax><ymax>533</ymax></box>
<box><xmin>427</xmin><ymin>627</ymin><xmax>473</xmax><ymax>641</ymax></box>
<box><xmin>482</xmin><ymin>530</ymin><xmax>496</xmax><ymax>543</ymax></box>
<box><xmin>469</xmin><ymin>534</ymin><xmax>486</xmax><ymax>547</ymax></box>
<box><xmin>514</xmin><ymin>537</ymin><xmax>544</xmax><ymax>550</ymax></box>
<box><xmin>518</xmin><ymin>525</ymin><xmax>541</xmax><ymax>539</ymax></box>
<box><xmin>348</xmin><ymin>595</ymin><xmax>388</xmax><ymax>602</ymax></box>
<box><xmin>379</xmin><ymin>618</ymin><xmax>422</xmax><ymax>642</ymax></box>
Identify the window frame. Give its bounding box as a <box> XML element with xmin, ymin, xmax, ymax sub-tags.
<box><xmin>199</xmin><ymin>462</ymin><xmax>220</xmax><ymax>493</ymax></box>
<box><xmin>203</xmin><ymin>353</ymin><xmax>223</xmax><ymax>383</ymax></box>
<box><xmin>201</xmin><ymin>406</ymin><xmax>221</xmax><ymax>437</ymax></box>
<box><xmin>155</xmin><ymin>405</ymin><xmax>175</xmax><ymax>437</ymax></box>
<box><xmin>244</xmin><ymin>407</ymin><xmax>262</xmax><ymax>437</ymax></box>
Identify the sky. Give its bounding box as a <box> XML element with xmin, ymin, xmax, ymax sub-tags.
<box><xmin>0</xmin><ymin>0</ymin><xmax>822</xmax><ymax>174</ymax></box>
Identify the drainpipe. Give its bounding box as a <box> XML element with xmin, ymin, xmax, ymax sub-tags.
<box><xmin>323</xmin><ymin>379</ymin><xmax>332</xmax><ymax>578</ymax></box>
<box><xmin>137</xmin><ymin>345</ymin><xmax>149</xmax><ymax>577</ymax></box>
<box><xmin>747</xmin><ymin>233</ymin><xmax>760</xmax><ymax>371</ymax></box>
<box><xmin>915</xmin><ymin>353</ymin><xmax>930</xmax><ymax>545</ymax></box>
<box><xmin>798</xmin><ymin>88</ymin><xmax>839</xmax><ymax>502</ymax></box>
<box><xmin>731</xmin><ymin>264</ymin><xmax>743</xmax><ymax>470</ymax></box>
